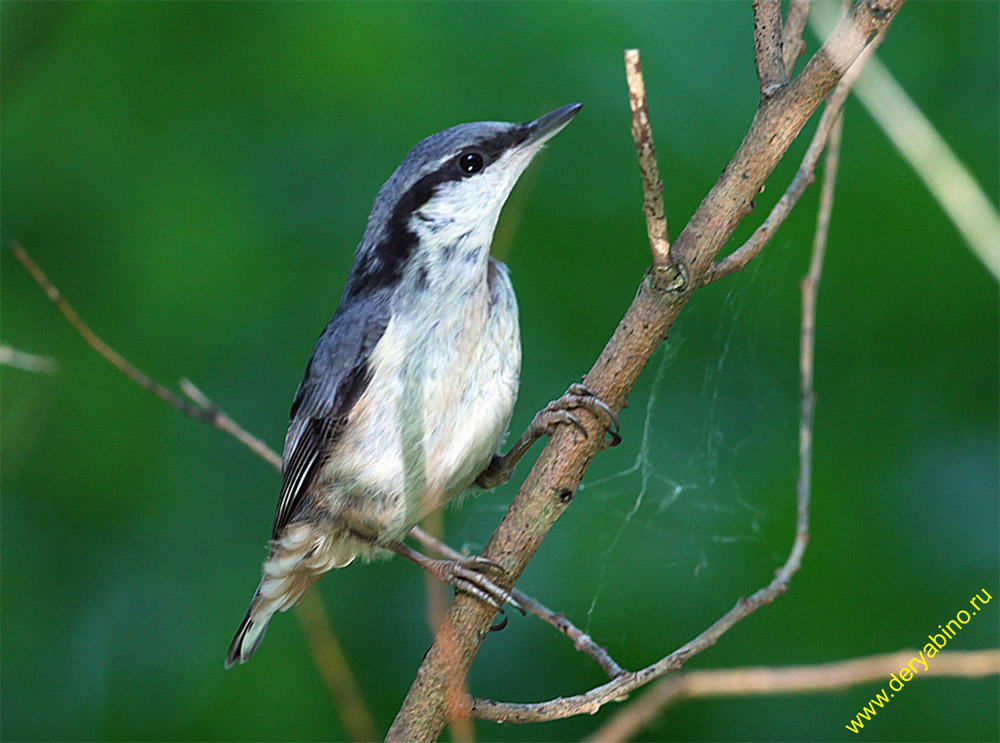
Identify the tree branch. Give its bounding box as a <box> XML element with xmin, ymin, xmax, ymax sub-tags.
<box><xmin>624</xmin><ymin>49</ymin><xmax>672</xmax><ymax>268</ymax></box>
<box><xmin>588</xmin><ymin>649</ymin><xmax>1000</xmax><ymax>742</ymax></box>
<box><xmin>387</xmin><ymin>2</ymin><xmax>904</xmax><ymax>740</ymax></box>
<box><xmin>752</xmin><ymin>0</ymin><xmax>788</xmax><ymax>97</ymax></box>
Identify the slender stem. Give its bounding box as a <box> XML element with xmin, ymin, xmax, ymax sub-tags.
<box><xmin>624</xmin><ymin>49</ymin><xmax>672</xmax><ymax>268</ymax></box>
<box><xmin>295</xmin><ymin>593</ymin><xmax>379</xmax><ymax>742</ymax></box>
<box><xmin>752</xmin><ymin>0</ymin><xmax>788</xmax><ymax>97</ymax></box>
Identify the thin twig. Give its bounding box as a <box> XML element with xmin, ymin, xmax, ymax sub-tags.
<box><xmin>180</xmin><ymin>378</ymin><xmax>282</xmax><ymax>470</ymax></box>
<box><xmin>588</xmin><ymin>649</ymin><xmax>1000</xmax><ymax>742</ymax></box>
<box><xmin>706</xmin><ymin>22</ymin><xmax>884</xmax><ymax>285</ymax></box>
<box><xmin>752</xmin><ymin>0</ymin><xmax>788</xmax><ymax>97</ymax></box>
<box><xmin>10</xmin><ymin>242</ymin><xmax>209</xmax><ymax>420</ymax></box>
<box><xmin>624</xmin><ymin>49</ymin><xmax>672</xmax><ymax>268</ymax></box>
<box><xmin>9</xmin><ymin>242</ymin><xmax>376</xmax><ymax>743</ymax></box>
<box><xmin>782</xmin><ymin>0</ymin><xmax>811</xmax><ymax>75</ymax></box>
<box><xmin>411</xmin><ymin>527</ymin><xmax>626</xmax><ymax>679</ymax></box>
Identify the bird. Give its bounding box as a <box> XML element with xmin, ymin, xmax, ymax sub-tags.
<box><xmin>225</xmin><ymin>103</ymin><xmax>618</xmax><ymax>668</ymax></box>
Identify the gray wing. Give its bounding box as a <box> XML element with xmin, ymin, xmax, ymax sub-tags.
<box><xmin>272</xmin><ymin>295</ymin><xmax>390</xmax><ymax>539</ymax></box>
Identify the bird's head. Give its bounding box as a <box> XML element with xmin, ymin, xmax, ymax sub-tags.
<box><xmin>346</xmin><ymin>103</ymin><xmax>581</xmax><ymax>299</ymax></box>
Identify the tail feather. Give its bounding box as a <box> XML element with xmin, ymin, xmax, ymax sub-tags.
<box><xmin>225</xmin><ymin>591</ymin><xmax>274</xmax><ymax>668</ymax></box>
<box><xmin>225</xmin><ymin>524</ymin><xmax>356</xmax><ymax>668</ymax></box>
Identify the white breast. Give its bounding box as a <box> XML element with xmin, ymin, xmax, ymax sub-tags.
<box><xmin>325</xmin><ymin>254</ymin><xmax>520</xmax><ymax>538</ymax></box>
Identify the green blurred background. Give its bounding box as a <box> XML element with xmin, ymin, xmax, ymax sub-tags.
<box><xmin>2</xmin><ymin>2</ymin><xmax>997</xmax><ymax>741</ymax></box>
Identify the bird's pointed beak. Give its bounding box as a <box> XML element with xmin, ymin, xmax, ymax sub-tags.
<box><xmin>524</xmin><ymin>102</ymin><xmax>583</xmax><ymax>147</ymax></box>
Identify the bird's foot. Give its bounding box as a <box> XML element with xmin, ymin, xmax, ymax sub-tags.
<box><xmin>476</xmin><ymin>383</ymin><xmax>621</xmax><ymax>489</ymax></box>
<box><xmin>533</xmin><ymin>383</ymin><xmax>621</xmax><ymax>449</ymax></box>
<box><xmin>390</xmin><ymin>542</ymin><xmax>522</xmax><ymax>612</ymax></box>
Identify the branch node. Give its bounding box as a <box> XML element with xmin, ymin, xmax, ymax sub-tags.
<box><xmin>649</xmin><ymin>262</ymin><xmax>687</xmax><ymax>294</ymax></box>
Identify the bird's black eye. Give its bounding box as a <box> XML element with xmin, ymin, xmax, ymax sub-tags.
<box><xmin>458</xmin><ymin>151</ymin><xmax>484</xmax><ymax>175</ymax></box>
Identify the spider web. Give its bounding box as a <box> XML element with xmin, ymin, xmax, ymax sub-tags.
<box><xmin>568</xmin><ymin>277</ymin><xmax>792</xmax><ymax>633</ymax></box>
<box><xmin>450</xmin><ymin>265</ymin><xmax>794</xmax><ymax>641</ymax></box>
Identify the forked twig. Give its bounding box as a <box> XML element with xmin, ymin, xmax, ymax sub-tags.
<box><xmin>706</xmin><ymin>23</ymin><xmax>886</xmax><ymax>284</ymax></box>
<box><xmin>389</xmin><ymin>4</ymin><xmax>906</xmax><ymax>738</ymax></box>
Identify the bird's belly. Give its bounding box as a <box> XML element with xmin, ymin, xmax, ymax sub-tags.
<box><xmin>322</xmin><ymin>284</ymin><xmax>520</xmax><ymax>541</ymax></box>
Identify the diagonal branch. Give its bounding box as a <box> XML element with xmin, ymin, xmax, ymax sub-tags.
<box><xmin>11</xmin><ymin>241</ymin><xmax>282</xmax><ymax>467</ymax></box>
<box><xmin>387</xmin><ymin>2</ymin><xmax>904</xmax><ymax>740</ymax></box>
<box><xmin>752</xmin><ymin>0</ymin><xmax>788</xmax><ymax>97</ymax></box>
<box><xmin>625</xmin><ymin>49</ymin><xmax>672</xmax><ymax>268</ymax></box>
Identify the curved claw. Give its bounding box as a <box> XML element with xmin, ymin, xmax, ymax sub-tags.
<box><xmin>567</xmin><ymin>383</ymin><xmax>620</xmax><ymax>432</ymax></box>
<box><xmin>392</xmin><ymin>542</ymin><xmax>521</xmax><ymax>612</ymax></box>
<box><xmin>463</xmin><ymin>555</ymin><xmax>505</xmax><ymax>573</ymax></box>
<box><xmin>476</xmin><ymin>381</ymin><xmax>622</xmax><ymax>493</ymax></box>
<box><xmin>489</xmin><ymin>614</ymin><xmax>509</xmax><ymax>632</ymax></box>
<box><xmin>601</xmin><ymin>429</ymin><xmax>623</xmax><ymax>449</ymax></box>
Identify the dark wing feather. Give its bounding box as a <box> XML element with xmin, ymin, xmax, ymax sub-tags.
<box><xmin>271</xmin><ymin>296</ymin><xmax>390</xmax><ymax>539</ymax></box>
